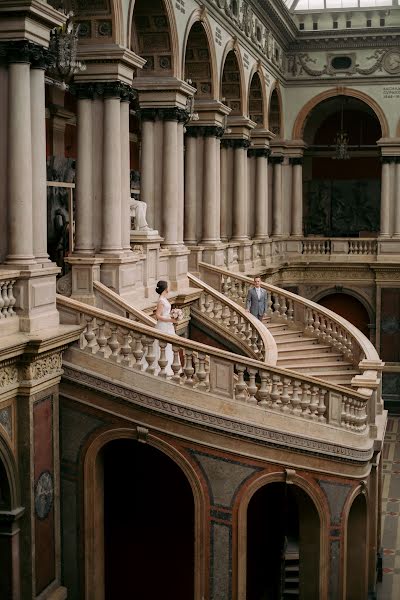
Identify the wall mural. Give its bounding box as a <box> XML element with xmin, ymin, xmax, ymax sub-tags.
<box><xmin>304</xmin><ymin>179</ymin><xmax>380</xmax><ymax>237</ymax></box>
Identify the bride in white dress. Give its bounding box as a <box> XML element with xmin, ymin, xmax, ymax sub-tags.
<box><xmin>154</xmin><ymin>280</ymin><xmax>177</xmax><ymax>375</ymax></box>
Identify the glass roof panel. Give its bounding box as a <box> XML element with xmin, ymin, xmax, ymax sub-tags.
<box><xmin>286</xmin><ymin>0</ymin><xmax>393</xmax><ymax>9</ymax></box>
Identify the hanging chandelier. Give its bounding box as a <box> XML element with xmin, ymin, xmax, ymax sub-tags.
<box><xmin>47</xmin><ymin>7</ymin><xmax>85</xmax><ymax>88</ymax></box>
<box><xmin>333</xmin><ymin>98</ymin><xmax>350</xmax><ymax>161</ymax></box>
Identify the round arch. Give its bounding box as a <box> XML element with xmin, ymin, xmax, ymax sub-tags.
<box><xmin>220</xmin><ymin>39</ymin><xmax>246</xmax><ymax>116</ymax></box>
<box><xmin>83</xmin><ymin>426</ymin><xmax>206</xmax><ymax>600</ymax></box>
<box><xmin>292</xmin><ymin>87</ymin><xmax>389</xmax><ymax>140</ymax></box>
<box><xmin>234</xmin><ymin>470</ymin><xmax>329</xmax><ymax>600</ymax></box>
<box><xmin>342</xmin><ymin>485</ymin><xmax>369</xmax><ymax>599</ymax></box>
<box><xmin>311</xmin><ymin>287</ymin><xmax>374</xmax><ymax>325</ymax></box>
<box><xmin>0</xmin><ymin>435</ymin><xmax>20</xmax><ymax>510</ymax></box>
<box><xmin>311</xmin><ymin>288</ymin><xmax>373</xmax><ymax>339</ymax></box>
<box><xmin>127</xmin><ymin>0</ymin><xmax>180</xmax><ymax>78</ymax></box>
<box><xmin>267</xmin><ymin>83</ymin><xmax>284</xmax><ymax>138</ymax></box>
<box><xmin>109</xmin><ymin>0</ymin><xmax>124</xmax><ymax>45</ymax></box>
<box><xmin>181</xmin><ymin>10</ymin><xmax>218</xmax><ymax>100</ymax></box>
<box><xmin>247</xmin><ymin>65</ymin><xmax>267</xmax><ymax>128</ymax></box>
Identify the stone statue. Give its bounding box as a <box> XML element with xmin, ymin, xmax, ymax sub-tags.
<box><xmin>130</xmin><ymin>195</ymin><xmax>151</xmax><ymax>231</ymax></box>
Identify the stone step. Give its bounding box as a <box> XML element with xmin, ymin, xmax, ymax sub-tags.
<box><xmin>277</xmin><ymin>360</ymin><xmax>355</xmax><ymax>372</ymax></box>
<box><xmin>277</xmin><ymin>345</ymin><xmax>338</xmax><ymax>357</ymax></box>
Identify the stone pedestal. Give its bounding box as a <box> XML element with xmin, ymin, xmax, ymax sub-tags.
<box><xmin>66</xmin><ymin>257</ymin><xmax>103</xmax><ymax>305</ymax></box>
<box><xmin>130</xmin><ymin>231</ymin><xmax>163</xmax><ymax>297</ymax></box>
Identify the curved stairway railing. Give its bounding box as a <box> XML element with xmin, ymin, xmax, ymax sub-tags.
<box><xmin>197</xmin><ymin>262</ymin><xmax>384</xmax><ymax>425</ymax></box>
<box><xmin>187</xmin><ymin>273</ymin><xmax>277</xmax><ymax>365</ymax></box>
<box><xmin>57</xmin><ymin>294</ymin><xmax>376</xmax><ymax>434</ymax></box>
<box><xmin>93</xmin><ymin>281</ymin><xmax>156</xmax><ymax>326</ymax></box>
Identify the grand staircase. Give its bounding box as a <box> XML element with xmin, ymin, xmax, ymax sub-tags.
<box><xmin>265</xmin><ymin>320</ymin><xmax>360</xmax><ymax>387</ymax></box>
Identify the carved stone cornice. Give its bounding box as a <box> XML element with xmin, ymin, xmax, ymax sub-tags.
<box><xmin>137</xmin><ymin>107</ymin><xmax>189</xmax><ymax>123</ymax></box>
<box><xmin>62</xmin><ymin>365</ymin><xmax>375</xmax><ymax>464</ymax></box>
<box><xmin>290</xmin><ymin>31</ymin><xmax>400</xmax><ymax>52</ymax></box>
<box><xmin>247</xmin><ymin>147</ymin><xmax>271</xmax><ymax>158</ymax></box>
<box><xmin>185</xmin><ymin>126</ymin><xmax>225</xmax><ymax>139</ymax></box>
<box><xmin>221</xmin><ymin>138</ymin><xmax>251</xmax><ymax>150</ymax></box>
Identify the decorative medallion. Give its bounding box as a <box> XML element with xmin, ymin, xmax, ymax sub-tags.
<box><xmin>383</xmin><ymin>50</ymin><xmax>400</xmax><ymax>74</ymax></box>
<box><xmin>34</xmin><ymin>471</ymin><xmax>54</xmax><ymax>520</ymax></box>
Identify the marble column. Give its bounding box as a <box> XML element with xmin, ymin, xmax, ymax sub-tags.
<box><xmin>393</xmin><ymin>158</ymin><xmax>400</xmax><ymax>238</ymax></box>
<box><xmin>220</xmin><ymin>144</ymin><xmax>231</xmax><ymax>242</ymax></box>
<box><xmin>184</xmin><ymin>129</ymin><xmax>198</xmax><ymax>245</ymax></box>
<box><xmin>202</xmin><ymin>127</ymin><xmax>223</xmax><ymax>245</ymax></box>
<box><xmin>162</xmin><ymin>109</ymin><xmax>186</xmax><ymax>246</ymax></box>
<box><xmin>177</xmin><ymin>121</ymin><xmax>185</xmax><ymax>245</ymax></box>
<box><xmin>102</xmin><ymin>93</ymin><xmax>122</xmax><ymax>253</ymax></box>
<box><xmin>140</xmin><ymin>114</ymin><xmax>156</xmax><ymax>229</ymax></box>
<box><xmin>271</xmin><ymin>156</ymin><xmax>284</xmax><ymax>237</ymax></box>
<box><xmin>7</xmin><ymin>55</ymin><xmax>35</xmax><ymax>264</ymax></box>
<box><xmin>231</xmin><ymin>139</ymin><xmax>250</xmax><ymax>241</ymax></box>
<box><xmin>120</xmin><ymin>97</ymin><xmax>131</xmax><ymax>252</ymax></box>
<box><xmin>74</xmin><ymin>85</ymin><xmax>94</xmax><ymax>254</ymax></box>
<box><xmin>380</xmin><ymin>157</ymin><xmax>392</xmax><ymax>238</ymax></box>
<box><xmin>30</xmin><ymin>62</ymin><xmax>49</xmax><ymax>262</ymax></box>
<box><xmin>251</xmin><ymin>148</ymin><xmax>270</xmax><ymax>239</ymax></box>
<box><xmin>290</xmin><ymin>157</ymin><xmax>303</xmax><ymax>237</ymax></box>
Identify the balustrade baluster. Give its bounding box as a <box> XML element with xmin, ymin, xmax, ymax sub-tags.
<box><xmin>84</xmin><ymin>316</ymin><xmax>99</xmax><ymax>354</ymax></box>
<box><xmin>108</xmin><ymin>324</ymin><xmax>120</xmax><ymax>361</ymax></box>
<box><xmin>309</xmin><ymin>386</ymin><xmax>319</xmax><ymax>420</ymax></box>
<box><xmin>291</xmin><ymin>380</ymin><xmax>302</xmax><ymax>415</ymax></box>
<box><xmin>120</xmin><ymin>329</ymin><xmax>133</xmax><ymax>366</ymax></box>
<box><xmin>247</xmin><ymin>368</ymin><xmax>258</xmax><ymax>405</ymax></box>
<box><xmin>157</xmin><ymin>341</ymin><xmax>168</xmax><ymax>377</ymax></box>
<box><xmin>280</xmin><ymin>378</ymin><xmax>291</xmax><ymax>412</ymax></box>
<box><xmin>266</xmin><ymin>294</ymin><xmax>273</xmax><ymax>316</ymax></box>
<box><xmin>2</xmin><ymin>282</ymin><xmax>10</xmax><ymax>317</ymax></box>
<box><xmin>195</xmin><ymin>352</ymin><xmax>208</xmax><ymax>390</ymax></box>
<box><xmin>171</xmin><ymin>346</ymin><xmax>182</xmax><ymax>382</ymax></box>
<box><xmin>313</xmin><ymin>312</ymin><xmax>321</xmax><ymax>338</ymax></box>
<box><xmin>305</xmin><ymin>308</ymin><xmax>314</xmax><ymax>335</ymax></box>
<box><xmin>183</xmin><ymin>350</ymin><xmax>195</xmax><ymax>386</ymax></box>
<box><xmin>235</xmin><ymin>365</ymin><xmax>248</xmax><ymax>401</ymax></box>
<box><xmin>221</xmin><ymin>304</ymin><xmax>230</xmax><ymax>326</ymax></box>
<box><xmin>280</xmin><ymin>296</ymin><xmax>288</xmax><ymax>321</ymax></box>
<box><xmin>143</xmin><ymin>338</ymin><xmax>156</xmax><ymax>374</ymax></box>
<box><xmin>340</xmin><ymin>396</ymin><xmax>348</xmax><ymax>428</ymax></box>
<box><xmin>0</xmin><ymin>283</ymin><xmax>5</xmax><ymax>318</ymax></box>
<box><xmin>96</xmin><ymin>320</ymin><xmax>109</xmax><ymax>358</ymax></box>
<box><xmin>287</xmin><ymin>299</ymin><xmax>294</xmax><ymax>323</ymax></box>
<box><xmin>317</xmin><ymin>389</ymin><xmax>327</xmax><ymax>423</ymax></box>
<box><xmin>131</xmin><ymin>333</ymin><xmax>144</xmax><ymax>370</ymax></box>
<box><xmin>7</xmin><ymin>281</ymin><xmax>16</xmax><ymax>316</ymax></box>
<box><xmin>257</xmin><ymin>372</ymin><xmax>271</xmax><ymax>407</ymax></box>
<box><xmin>270</xmin><ymin>374</ymin><xmax>281</xmax><ymax>409</ymax></box>
<box><xmin>319</xmin><ymin>316</ymin><xmax>327</xmax><ymax>342</ymax></box>
<box><xmin>300</xmin><ymin>383</ymin><xmax>311</xmax><ymax>418</ymax></box>
<box><xmin>272</xmin><ymin>293</ymin><xmax>280</xmax><ymax>318</ymax></box>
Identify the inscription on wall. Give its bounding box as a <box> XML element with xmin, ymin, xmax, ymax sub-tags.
<box><xmin>383</xmin><ymin>86</ymin><xmax>400</xmax><ymax>99</ymax></box>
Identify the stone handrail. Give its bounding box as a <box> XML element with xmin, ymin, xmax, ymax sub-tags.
<box><xmin>93</xmin><ymin>281</ymin><xmax>156</xmax><ymax>327</ymax></box>
<box><xmin>56</xmin><ymin>294</ymin><xmax>373</xmax><ymax>434</ymax></box>
<box><xmin>188</xmin><ymin>273</ymin><xmax>277</xmax><ymax>365</ymax></box>
<box><xmin>197</xmin><ymin>262</ymin><xmax>383</xmax><ymax>425</ymax></box>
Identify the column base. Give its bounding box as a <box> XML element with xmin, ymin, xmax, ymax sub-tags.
<box><xmin>100</xmin><ymin>254</ymin><xmax>144</xmax><ymax>305</ymax></box>
<box><xmin>130</xmin><ymin>232</ymin><xmax>164</xmax><ymax>298</ymax></box>
<box><xmin>159</xmin><ymin>245</ymin><xmax>190</xmax><ymax>292</ymax></box>
<box><xmin>202</xmin><ymin>244</ymin><xmax>229</xmax><ymax>268</ymax></box>
<box><xmin>237</xmin><ymin>240</ymin><xmax>254</xmax><ymax>272</ymax></box>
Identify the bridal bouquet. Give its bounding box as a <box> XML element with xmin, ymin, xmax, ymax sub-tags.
<box><xmin>170</xmin><ymin>307</ymin><xmax>183</xmax><ymax>321</ymax></box>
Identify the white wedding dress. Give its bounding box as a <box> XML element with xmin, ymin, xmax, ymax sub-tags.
<box><xmin>155</xmin><ymin>296</ymin><xmax>175</xmax><ymax>375</ymax></box>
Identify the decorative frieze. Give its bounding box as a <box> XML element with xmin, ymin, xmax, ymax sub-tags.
<box><xmin>20</xmin><ymin>353</ymin><xmax>63</xmax><ymax>383</ymax></box>
<box><xmin>0</xmin><ymin>366</ymin><xmax>19</xmax><ymax>389</ymax></box>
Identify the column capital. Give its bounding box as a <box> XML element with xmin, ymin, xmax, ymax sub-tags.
<box><xmin>381</xmin><ymin>156</ymin><xmax>398</xmax><ymax>164</ymax></box>
<box><xmin>137</xmin><ymin>107</ymin><xmax>188</xmax><ymax>123</ymax></box>
<box><xmin>247</xmin><ymin>148</ymin><xmax>271</xmax><ymax>158</ymax></box>
<box><xmin>0</xmin><ymin>40</ymin><xmax>49</xmax><ymax>66</ymax></box>
<box><xmin>221</xmin><ymin>138</ymin><xmax>250</xmax><ymax>150</ymax></box>
<box><xmin>289</xmin><ymin>157</ymin><xmax>303</xmax><ymax>166</ymax></box>
<box><xmin>185</xmin><ymin>125</ymin><xmax>225</xmax><ymax>139</ymax></box>
<box><xmin>71</xmin><ymin>81</ymin><xmax>137</xmax><ymax>102</ymax></box>
<box><xmin>270</xmin><ymin>156</ymin><xmax>284</xmax><ymax>165</ymax></box>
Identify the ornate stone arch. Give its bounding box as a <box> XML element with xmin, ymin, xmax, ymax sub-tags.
<box><xmin>267</xmin><ymin>82</ymin><xmax>283</xmax><ymax>138</ymax></box>
<box><xmin>127</xmin><ymin>0</ymin><xmax>180</xmax><ymax>78</ymax></box>
<box><xmin>82</xmin><ymin>425</ymin><xmax>206</xmax><ymax>600</ymax></box>
<box><xmin>292</xmin><ymin>87</ymin><xmax>389</xmax><ymax>140</ymax></box>
<box><xmin>310</xmin><ymin>287</ymin><xmax>375</xmax><ymax>327</ymax></box>
<box><xmin>182</xmin><ymin>10</ymin><xmax>218</xmax><ymax>100</ymax></box>
<box><xmin>247</xmin><ymin>63</ymin><xmax>267</xmax><ymax>128</ymax></box>
<box><xmin>0</xmin><ymin>435</ymin><xmax>20</xmax><ymax>510</ymax></box>
<box><xmin>220</xmin><ymin>39</ymin><xmax>246</xmax><ymax>116</ymax></box>
<box><xmin>234</xmin><ymin>470</ymin><xmax>329</xmax><ymax>600</ymax></box>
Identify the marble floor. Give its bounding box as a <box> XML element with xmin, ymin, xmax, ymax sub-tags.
<box><xmin>376</xmin><ymin>416</ymin><xmax>400</xmax><ymax>599</ymax></box>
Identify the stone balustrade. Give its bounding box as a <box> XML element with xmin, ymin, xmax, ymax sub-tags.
<box><xmin>300</xmin><ymin>237</ymin><xmax>377</xmax><ymax>257</ymax></box>
<box><xmin>0</xmin><ymin>276</ymin><xmax>17</xmax><ymax>319</ymax></box>
<box><xmin>188</xmin><ymin>273</ymin><xmax>277</xmax><ymax>365</ymax></box>
<box><xmin>57</xmin><ymin>294</ymin><xmax>373</xmax><ymax>433</ymax></box>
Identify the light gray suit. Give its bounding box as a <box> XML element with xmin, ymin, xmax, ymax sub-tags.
<box><xmin>246</xmin><ymin>286</ymin><xmax>267</xmax><ymax>319</ymax></box>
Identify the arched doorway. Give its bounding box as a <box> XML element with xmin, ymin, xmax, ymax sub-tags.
<box><xmin>184</xmin><ymin>21</ymin><xmax>214</xmax><ymax>99</ymax></box>
<box><xmin>268</xmin><ymin>88</ymin><xmax>282</xmax><ymax>137</ymax></box>
<box><xmin>302</xmin><ymin>95</ymin><xmax>381</xmax><ymax>237</ymax></box>
<box><xmin>249</xmin><ymin>71</ymin><xmax>264</xmax><ymax>128</ymax></box>
<box><xmin>221</xmin><ymin>49</ymin><xmax>243</xmax><ymax>115</ymax></box>
<box><xmin>246</xmin><ymin>482</ymin><xmax>320</xmax><ymax>599</ymax></box>
<box><xmin>317</xmin><ymin>292</ymin><xmax>371</xmax><ymax>338</ymax></box>
<box><xmin>101</xmin><ymin>438</ymin><xmax>195</xmax><ymax>599</ymax></box>
<box><xmin>345</xmin><ymin>493</ymin><xmax>368</xmax><ymax>599</ymax></box>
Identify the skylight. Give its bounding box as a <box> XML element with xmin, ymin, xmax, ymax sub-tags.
<box><xmin>285</xmin><ymin>0</ymin><xmax>394</xmax><ymax>9</ymax></box>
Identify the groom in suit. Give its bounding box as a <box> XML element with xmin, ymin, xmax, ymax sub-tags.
<box><xmin>246</xmin><ymin>277</ymin><xmax>267</xmax><ymax>320</ymax></box>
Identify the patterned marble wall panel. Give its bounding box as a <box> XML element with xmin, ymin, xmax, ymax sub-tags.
<box><xmin>380</xmin><ymin>288</ymin><xmax>400</xmax><ymax>362</ymax></box>
<box><xmin>33</xmin><ymin>396</ymin><xmax>55</xmax><ymax>594</ymax></box>
<box><xmin>210</xmin><ymin>522</ymin><xmax>231</xmax><ymax>600</ymax></box>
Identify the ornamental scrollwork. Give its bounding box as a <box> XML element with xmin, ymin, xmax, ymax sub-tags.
<box><xmin>0</xmin><ymin>366</ymin><xmax>19</xmax><ymax>388</ymax></box>
<box><xmin>20</xmin><ymin>353</ymin><xmax>63</xmax><ymax>382</ymax></box>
